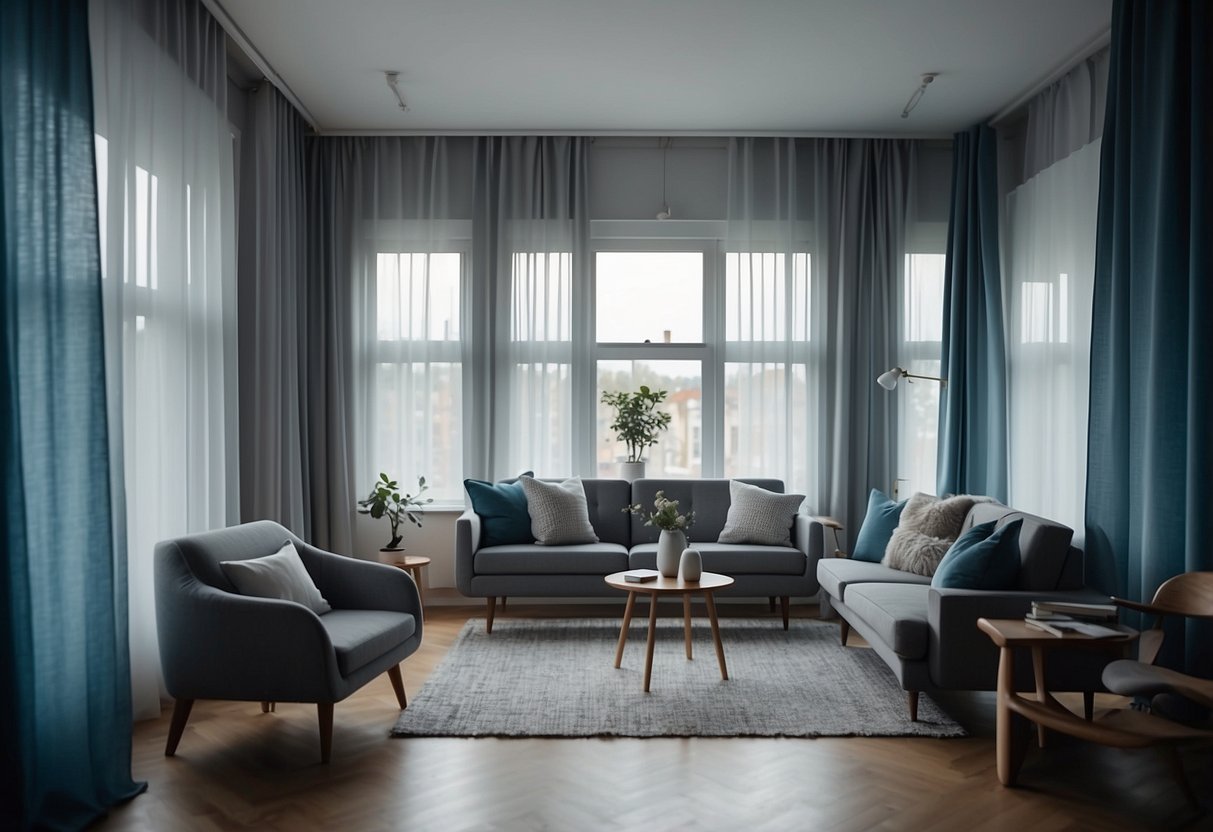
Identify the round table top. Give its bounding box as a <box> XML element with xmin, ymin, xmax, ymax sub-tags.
<box><xmin>604</xmin><ymin>571</ymin><xmax>734</xmax><ymax>594</ymax></box>
<box><xmin>388</xmin><ymin>554</ymin><xmax>432</xmax><ymax>568</ymax></box>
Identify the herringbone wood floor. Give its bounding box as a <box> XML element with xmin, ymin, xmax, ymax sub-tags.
<box><xmin>100</xmin><ymin>603</ymin><xmax>1209</xmax><ymax>831</ymax></box>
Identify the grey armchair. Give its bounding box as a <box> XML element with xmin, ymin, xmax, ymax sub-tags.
<box><xmin>154</xmin><ymin>520</ymin><xmax>423</xmax><ymax>763</ymax></box>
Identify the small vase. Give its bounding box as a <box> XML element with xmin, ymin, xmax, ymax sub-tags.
<box><xmin>656</xmin><ymin>529</ymin><xmax>686</xmax><ymax>578</ymax></box>
<box><xmin>679</xmin><ymin>548</ymin><xmax>702</xmax><ymax>582</ymax></box>
<box><xmin>379</xmin><ymin>546</ymin><xmax>405</xmax><ymax>564</ymax></box>
<box><xmin>620</xmin><ymin>460</ymin><xmax>645</xmax><ymax>482</ymax></box>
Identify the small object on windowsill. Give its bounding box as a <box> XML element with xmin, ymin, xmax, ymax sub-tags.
<box><xmin>623</xmin><ymin>569</ymin><xmax>659</xmax><ymax>583</ymax></box>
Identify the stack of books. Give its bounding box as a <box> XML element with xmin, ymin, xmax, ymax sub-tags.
<box><xmin>1024</xmin><ymin>600</ymin><xmax>1122</xmax><ymax>638</ymax></box>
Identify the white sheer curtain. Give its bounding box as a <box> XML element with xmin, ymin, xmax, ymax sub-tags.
<box><xmin>91</xmin><ymin>0</ymin><xmax>238</xmax><ymax>720</ymax></box>
<box><xmin>1006</xmin><ymin>140</ymin><xmax>1100</xmax><ymax>532</ymax></box>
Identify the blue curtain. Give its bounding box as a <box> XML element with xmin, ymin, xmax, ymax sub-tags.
<box><xmin>937</xmin><ymin>125</ymin><xmax>1008</xmax><ymax>501</ymax></box>
<box><xmin>0</xmin><ymin>0</ymin><xmax>145</xmax><ymax>827</ymax></box>
<box><xmin>1086</xmin><ymin>0</ymin><xmax>1212</xmax><ymax>675</ymax></box>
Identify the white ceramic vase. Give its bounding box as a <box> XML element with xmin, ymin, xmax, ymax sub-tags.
<box><xmin>619</xmin><ymin>460</ymin><xmax>645</xmax><ymax>482</ymax></box>
<box><xmin>656</xmin><ymin>529</ymin><xmax>686</xmax><ymax>578</ymax></box>
<box><xmin>679</xmin><ymin>547</ymin><xmax>703</xmax><ymax>582</ymax></box>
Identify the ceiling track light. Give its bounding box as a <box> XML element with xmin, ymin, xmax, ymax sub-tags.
<box><xmin>384</xmin><ymin>70</ymin><xmax>408</xmax><ymax>112</ymax></box>
<box><xmin>900</xmin><ymin>72</ymin><xmax>938</xmax><ymax>119</ymax></box>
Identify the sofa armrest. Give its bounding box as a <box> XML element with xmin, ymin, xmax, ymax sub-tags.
<box><xmin>455</xmin><ymin>508</ymin><xmax>482</xmax><ymax>595</ymax></box>
<box><xmin>296</xmin><ymin>544</ymin><xmax>422</xmax><ymax>619</ymax></box>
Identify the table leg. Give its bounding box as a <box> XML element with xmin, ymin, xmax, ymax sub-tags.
<box><xmin>614</xmin><ymin>591</ymin><xmax>637</xmax><ymax>669</ymax></box>
<box><xmin>704</xmin><ymin>591</ymin><xmax>728</xmax><ymax>681</ymax></box>
<box><xmin>683</xmin><ymin>594</ymin><xmax>693</xmax><ymax>660</ymax></box>
<box><xmin>1031</xmin><ymin>646</ymin><xmax>1049</xmax><ymax>747</ymax></box>
<box><xmin>643</xmin><ymin>593</ymin><xmax>659</xmax><ymax>693</ymax></box>
<box><xmin>995</xmin><ymin>645</ymin><xmax>1027</xmax><ymax>786</ymax></box>
<box><xmin>410</xmin><ymin>566</ymin><xmax>426</xmax><ymax>621</ymax></box>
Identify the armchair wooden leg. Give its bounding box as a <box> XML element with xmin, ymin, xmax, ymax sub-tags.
<box><xmin>165</xmin><ymin>698</ymin><xmax>194</xmax><ymax>757</ymax></box>
<box><xmin>318</xmin><ymin>703</ymin><xmax>334</xmax><ymax>764</ymax></box>
<box><xmin>907</xmin><ymin>691</ymin><xmax>919</xmax><ymax>722</ymax></box>
<box><xmin>486</xmin><ymin>597</ymin><xmax>497</xmax><ymax>633</ymax></box>
<box><xmin>840</xmin><ymin>618</ymin><xmax>851</xmax><ymax>646</ymax></box>
<box><xmin>387</xmin><ymin>664</ymin><xmax>408</xmax><ymax>710</ymax></box>
<box><xmin>780</xmin><ymin>596</ymin><xmax>790</xmax><ymax>630</ymax></box>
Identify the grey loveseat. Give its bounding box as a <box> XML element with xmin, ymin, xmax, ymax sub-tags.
<box><xmin>815</xmin><ymin>502</ymin><xmax>1112</xmax><ymax>720</ymax></box>
<box><xmin>456</xmin><ymin>478</ymin><xmax>824</xmax><ymax>631</ymax></box>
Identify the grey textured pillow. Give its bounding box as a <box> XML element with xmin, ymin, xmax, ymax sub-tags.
<box><xmin>718</xmin><ymin>480</ymin><xmax>804</xmax><ymax>546</ymax></box>
<box><xmin>519</xmin><ymin>476</ymin><xmax>599</xmax><ymax>545</ymax></box>
<box><xmin>221</xmin><ymin>541</ymin><xmax>331</xmax><ymax>614</ymax></box>
<box><xmin>883</xmin><ymin>493</ymin><xmax>990</xmax><ymax>577</ymax></box>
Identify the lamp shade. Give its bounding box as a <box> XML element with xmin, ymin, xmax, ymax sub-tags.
<box><xmin>877</xmin><ymin>368</ymin><xmax>904</xmax><ymax>390</ymax></box>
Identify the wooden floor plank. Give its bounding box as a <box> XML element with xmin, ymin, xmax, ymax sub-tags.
<box><xmin>100</xmin><ymin>604</ymin><xmax>1209</xmax><ymax>831</ymax></box>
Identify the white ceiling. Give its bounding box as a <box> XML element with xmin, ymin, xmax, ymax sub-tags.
<box><xmin>216</xmin><ymin>0</ymin><xmax>1111</xmax><ymax>136</ymax></box>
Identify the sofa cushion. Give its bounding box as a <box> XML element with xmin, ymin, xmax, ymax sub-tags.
<box><xmin>843</xmin><ymin>583</ymin><xmax>931</xmax><ymax>660</ymax></box>
<box><xmin>884</xmin><ymin>493</ymin><xmax>989</xmax><ymax>576</ymax></box>
<box><xmin>629</xmin><ymin>478</ymin><xmax>784</xmax><ymax>544</ymax></box>
<box><xmin>520</xmin><ymin>476</ymin><xmax>598</xmax><ymax>545</ymax></box>
<box><xmin>717</xmin><ymin>480</ymin><xmax>805</xmax><ymax>546</ymax></box>
<box><xmin>475</xmin><ymin>543</ymin><xmax>629</xmax><ymax>575</ymax></box>
<box><xmin>220</xmin><ymin>541</ymin><xmax>331</xmax><ymax>615</ymax></box>
<box><xmin>932</xmin><ymin>519</ymin><xmax>1022</xmax><ymax>590</ymax></box>
<box><xmin>464</xmin><ymin>474</ymin><xmax>533</xmax><ymax>546</ymax></box>
<box><xmin>963</xmin><ymin>503</ymin><xmax>1075</xmax><ymax>591</ymax></box>
<box><xmin>629</xmin><ymin>542</ymin><xmax>805</xmax><ymax>575</ymax></box>
<box><xmin>817</xmin><ymin>558</ymin><xmax>931</xmax><ymax>602</ymax></box>
<box><xmin>319</xmin><ymin>609</ymin><xmax>416</xmax><ymax>677</ymax></box>
<box><xmin>852</xmin><ymin>489</ymin><xmax>906</xmax><ymax>562</ymax></box>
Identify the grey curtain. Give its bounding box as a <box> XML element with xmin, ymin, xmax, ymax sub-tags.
<box><xmin>1022</xmin><ymin>49</ymin><xmax>1110</xmax><ymax>182</ymax></box>
<box><xmin>239</xmin><ymin>86</ymin><xmax>356</xmax><ymax>552</ymax></box>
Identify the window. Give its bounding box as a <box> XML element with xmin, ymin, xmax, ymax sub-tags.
<box><xmin>596</xmin><ymin>251</ymin><xmax>703</xmax><ymax>343</ymax></box>
<box><xmin>897</xmin><ymin>252</ymin><xmax>945</xmax><ymax>498</ymax></box>
<box><xmin>370</xmin><ymin>251</ymin><xmax>464</xmax><ymax>501</ymax></box>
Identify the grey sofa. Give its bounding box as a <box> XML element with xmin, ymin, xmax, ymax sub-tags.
<box><xmin>456</xmin><ymin>478</ymin><xmax>824</xmax><ymax>631</ymax></box>
<box><xmin>815</xmin><ymin>502</ymin><xmax>1113</xmax><ymax>720</ymax></box>
<box><xmin>154</xmin><ymin>520</ymin><xmax>423</xmax><ymax>762</ymax></box>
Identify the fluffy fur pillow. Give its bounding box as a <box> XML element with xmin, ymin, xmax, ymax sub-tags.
<box><xmin>882</xmin><ymin>493</ymin><xmax>990</xmax><ymax>576</ymax></box>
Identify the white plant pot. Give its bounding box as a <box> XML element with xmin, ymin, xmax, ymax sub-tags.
<box><xmin>679</xmin><ymin>547</ymin><xmax>703</xmax><ymax>582</ymax></box>
<box><xmin>619</xmin><ymin>460</ymin><xmax>645</xmax><ymax>482</ymax></box>
<box><xmin>656</xmin><ymin>529</ymin><xmax>686</xmax><ymax>578</ymax></box>
<box><xmin>378</xmin><ymin>547</ymin><xmax>405</xmax><ymax>564</ymax></box>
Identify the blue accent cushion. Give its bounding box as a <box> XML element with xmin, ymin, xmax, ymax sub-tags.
<box><xmin>852</xmin><ymin>489</ymin><xmax>906</xmax><ymax>562</ymax></box>
<box><xmin>465</xmin><ymin>473</ymin><xmax>534</xmax><ymax>547</ymax></box>
<box><xmin>931</xmin><ymin>518</ymin><xmax>1023</xmax><ymax>589</ymax></box>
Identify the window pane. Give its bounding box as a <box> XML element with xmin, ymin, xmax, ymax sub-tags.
<box><xmin>724</xmin><ymin>362</ymin><xmax>809</xmax><ymax>485</ymax></box>
<box><xmin>373</xmin><ymin>362</ymin><xmax>463</xmax><ymax>501</ymax></box>
<box><xmin>725</xmin><ymin>252</ymin><xmax>810</xmax><ymax>341</ymax></box>
<box><xmin>512</xmin><ymin>252</ymin><xmax>570</xmax><ymax>341</ymax></box>
<box><xmin>376</xmin><ymin>252</ymin><xmax>460</xmax><ymax>341</ymax></box>
<box><xmin>904</xmin><ymin>253</ymin><xmax>945</xmax><ymax>342</ymax></box>
<box><xmin>896</xmin><ymin>358</ymin><xmax>941</xmax><ymax>498</ymax></box>
<box><xmin>507</xmin><ymin>361</ymin><xmax>572</xmax><ymax>477</ymax></box>
<box><xmin>596</xmin><ymin>252</ymin><xmax>703</xmax><ymax>343</ymax></box>
<box><xmin>598</xmin><ymin>360</ymin><xmax>701</xmax><ymax>477</ymax></box>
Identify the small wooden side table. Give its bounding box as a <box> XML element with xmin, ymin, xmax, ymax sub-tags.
<box><xmin>973</xmin><ymin>617</ymin><xmax>1213</xmax><ymax>788</ymax></box>
<box><xmin>605</xmin><ymin>571</ymin><xmax>734</xmax><ymax>693</ymax></box>
<box><xmin>389</xmin><ymin>555</ymin><xmax>432</xmax><ymax>620</ymax></box>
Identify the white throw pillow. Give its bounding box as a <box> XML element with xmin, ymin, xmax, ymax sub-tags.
<box><xmin>718</xmin><ymin>480</ymin><xmax>805</xmax><ymax>546</ymax></box>
<box><xmin>220</xmin><ymin>540</ymin><xmax>332</xmax><ymax>614</ymax></box>
<box><xmin>519</xmin><ymin>476</ymin><xmax>599</xmax><ymax>545</ymax></box>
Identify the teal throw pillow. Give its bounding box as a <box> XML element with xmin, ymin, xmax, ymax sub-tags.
<box><xmin>464</xmin><ymin>472</ymin><xmax>534</xmax><ymax>547</ymax></box>
<box><xmin>852</xmin><ymin>489</ymin><xmax>906</xmax><ymax>562</ymax></box>
<box><xmin>931</xmin><ymin>518</ymin><xmax>1023</xmax><ymax>589</ymax></box>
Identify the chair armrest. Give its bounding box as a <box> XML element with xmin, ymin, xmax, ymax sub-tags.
<box><xmin>455</xmin><ymin>508</ymin><xmax>481</xmax><ymax>595</ymax></box>
<box><xmin>295</xmin><ymin>543</ymin><xmax>421</xmax><ymax>618</ymax></box>
<box><xmin>155</xmin><ymin>551</ymin><xmax>343</xmax><ymax>701</ymax></box>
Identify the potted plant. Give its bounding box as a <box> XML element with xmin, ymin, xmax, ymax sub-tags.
<box><xmin>357</xmin><ymin>473</ymin><xmax>432</xmax><ymax>557</ymax></box>
<box><xmin>625</xmin><ymin>490</ymin><xmax>694</xmax><ymax>577</ymax></box>
<box><xmin>601</xmin><ymin>385</ymin><xmax>672</xmax><ymax>481</ymax></box>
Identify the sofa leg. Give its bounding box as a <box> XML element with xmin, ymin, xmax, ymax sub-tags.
<box><xmin>387</xmin><ymin>664</ymin><xmax>408</xmax><ymax>709</ymax></box>
<box><xmin>501</xmin><ymin>596</ymin><xmax>507</xmax><ymax>609</ymax></box>
<box><xmin>260</xmin><ymin>701</ymin><xmax>276</xmax><ymax>713</ymax></box>
<box><xmin>768</xmin><ymin>596</ymin><xmax>776</xmax><ymax>612</ymax></box>
<box><xmin>780</xmin><ymin>596</ymin><xmax>790</xmax><ymax>630</ymax></box>
<box><xmin>165</xmin><ymin>697</ymin><xmax>194</xmax><ymax>757</ymax></box>
<box><xmin>907</xmin><ymin>691</ymin><xmax>919</xmax><ymax>722</ymax></box>
<box><xmin>840</xmin><ymin>618</ymin><xmax>850</xmax><ymax>647</ymax></box>
<box><xmin>318</xmin><ymin>702</ymin><xmax>334</xmax><ymax>764</ymax></box>
<box><xmin>486</xmin><ymin>597</ymin><xmax>497</xmax><ymax>633</ymax></box>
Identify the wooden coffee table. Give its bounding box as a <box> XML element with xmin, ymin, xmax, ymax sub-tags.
<box><xmin>605</xmin><ymin>571</ymin><xmax>734</xmax><ymax>692</ymax></box>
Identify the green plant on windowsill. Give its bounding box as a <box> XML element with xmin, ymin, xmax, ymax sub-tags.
<box><xmin>600</xmin><ymin>385</ymin><xmax>672</xmax><ymax>463</ymax></box>
<box><xmin>357</xmin><ymin>473</ymin><xmax>432</xmax><ymax>550</ymax></box>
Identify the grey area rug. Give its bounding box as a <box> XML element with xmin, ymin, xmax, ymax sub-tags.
<box><xmin>391</xmin><ymin>618</ymin><xmax>966</xmax><ymax>739</ymax></box>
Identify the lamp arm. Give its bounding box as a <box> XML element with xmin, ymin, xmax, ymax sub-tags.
<box><xmin>903</xmin><ymin>372</ymin><xmax>947</xmax><ymax>387</ymax></box>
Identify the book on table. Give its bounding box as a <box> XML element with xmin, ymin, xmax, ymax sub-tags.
<box><xmin>623</xmin><ymin>569</ymin><xmax>659</xmax><ymax>583</ymax></box>
<box><xmin>1023</xmin><ymin>617</ymin><xmax>1125</xmax><ymax>638</ymax></box>
<box><xmin>1030</xmin><ymin>600</ymin><xmax>1117</xmax><ymax>620</ymax></box>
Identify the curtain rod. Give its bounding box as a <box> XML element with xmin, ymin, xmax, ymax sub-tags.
<box><xmin>312</xmin><ymin>128</ymin><xmax>954</xmax><ymax>139</ymax></box>
<box><xmin>990</xmin><ymin>27</ymin><xmax>1111</xmax><ymax>127</ymax></box>
<box><xmin>201</xmin><ymin>0</ymin><xmax>320</xmax><ymax>131</ymax></box>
